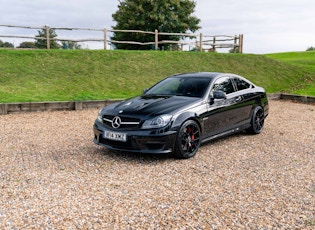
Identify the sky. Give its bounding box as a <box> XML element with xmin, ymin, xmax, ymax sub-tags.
<box><xmin>0</xmin><ymin>0</ymin><xmax>314</xmax><ymax>54</ymax></box>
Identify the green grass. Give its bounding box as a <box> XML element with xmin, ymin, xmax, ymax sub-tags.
<box><xmin>0</xmin><ymin>49</ymin><xmax>314</xmax><ymax>103</ymax></box>
<box><xmin>266</xmin><ymin>51</ymin><xmax>315</xmax><ymax>96</ymax></box>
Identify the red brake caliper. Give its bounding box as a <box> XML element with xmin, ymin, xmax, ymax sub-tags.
<box><xmin>189</xmin><ymin>127</ymin><xmax>194</xmax><ymax>147</ymax></box>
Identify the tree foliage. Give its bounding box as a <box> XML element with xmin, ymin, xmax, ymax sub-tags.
<box><xmin>18</xmin><ymin>42</ymin><xmax>37</xmax><ymax>49</ymax></box>
<box><xmin>0</xmin><ymin>40</ymin><xmax>14</xmax><ymax>48</ymax></box>
<box><xmin>35</xmin><ymin>28</ymin><xmax>60</xmax><ymax>49</ymax></box>
<box><xmin>306</xmin><ymin>46</ymin><xmax>315</xmax><ymax>51</ymax></box>
<box><xmin>112</xmin><ymin>0</ymin><xmax>201</xmax><ymax>50</ymax></box>
<box><xmin>61</xmin><ymin>41</ymin><xmax>82</xmax><ymax>50</ymax></box>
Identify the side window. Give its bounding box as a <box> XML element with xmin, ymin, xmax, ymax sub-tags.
<box><xmin>234</xmin><ymin>77</ymin><xmax>251</xmax><ymax>91</ymax></box>
<box><xmin>212</xmin><ymin>77</ymin><xmax>235</xmax><ymax>94</ymax></box>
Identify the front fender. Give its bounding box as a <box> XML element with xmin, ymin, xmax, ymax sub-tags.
<box><xmin>171</xmin><ymin>112</ymin><xmax>202</xmax><ymax>132</ymax></box>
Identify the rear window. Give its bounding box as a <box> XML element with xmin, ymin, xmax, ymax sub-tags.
<box><xmin>234</xmin><ymin>77</ymin><xmax>252</xmax><ymax>91</ymax></box>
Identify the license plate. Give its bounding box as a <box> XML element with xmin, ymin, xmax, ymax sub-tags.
<box><xmin>104</xmin><ymin>131</ymin><xmax>127</xmax><ymax>142</ymax></box>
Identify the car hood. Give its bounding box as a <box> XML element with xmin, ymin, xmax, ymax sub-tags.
<box><xmin>103</xmin><ymin>95</ymin><xmax>202</xmax><ymax>118</ymax></box>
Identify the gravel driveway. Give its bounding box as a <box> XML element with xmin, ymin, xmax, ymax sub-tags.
<box><xmin>0</xmin><ymin>100</ymin><xmax>314</xmax><ymax>229</ymax></box>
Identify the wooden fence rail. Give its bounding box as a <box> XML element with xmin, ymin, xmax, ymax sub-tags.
<box><xmin>0</xmin><ymin>24</ymin><xmax>243</xmax><ymax>52</ymax></box>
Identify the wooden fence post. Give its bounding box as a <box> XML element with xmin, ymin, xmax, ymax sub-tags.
<box><xmin>103</xmin><ymin>27</ymin><xmax>107</xmax><ymax>50</ymax></box>
<box><xmin>238</xmin><ymin>34</ymin><xmax>244</xmax><ymax>53</ymax></box>
<box><xmin>233</xmin><ymin>35</ymin><xmax>238</xmax><ymax>53</ymax></box>
<box><xmin>45</xmin><ymin>25</ymin><xmax>50</xmax><ymax>49</ymax></box>
<box><xmin>212</xmin><ymin>36</ymin><xmax>216</xmax><ymax>52</ymax></box>
<box><xmin>155</xmin><ymin>29</ymin><xmax>158</xmax><ymax>50</ymax></box>
<box><xmin>199</xmin><ymin>33</ymin><xmax>203</xmax><ymax>52</ymax></box>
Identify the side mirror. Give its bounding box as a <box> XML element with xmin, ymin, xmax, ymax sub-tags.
<box><xmin>213</xmin><ymin>90</ymin><xmax>226</xmax><ymax>100</ymax></box>
<box><xmin>143</xmin><ymin>88</ymin><xmax>149</xmax><ymax>94</ymax></box>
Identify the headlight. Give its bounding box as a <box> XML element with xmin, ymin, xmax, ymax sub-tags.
<box><xmin>97</xmin><ymin>109</ymin><xmax>103</xmax><ymax>122</ymax></box>
<box><xmin>142</xmin><ymin>114</ymin><xmax>172</xmax><ymax>129</ymax></box>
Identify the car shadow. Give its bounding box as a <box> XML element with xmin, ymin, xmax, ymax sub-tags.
<box><xmin>90</xmin><ymin>130</ymin><xmax>252</xmax><ymax>163</ymax></box>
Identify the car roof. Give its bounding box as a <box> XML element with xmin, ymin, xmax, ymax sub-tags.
<box><xmin>170</xmin><ymin>72</ymin><xmax>224</xmax><ymax>79</ymax></box>
<box><xmin>170</xmin><ymin>72</ymin><xmax>254</xmax><ymax>83</ymax></box>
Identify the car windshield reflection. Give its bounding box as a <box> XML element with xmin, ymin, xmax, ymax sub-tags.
<box><xmin>145</xmin><ymin>77</ymin><xmax>211</xmax><ymax>98</ymax></box>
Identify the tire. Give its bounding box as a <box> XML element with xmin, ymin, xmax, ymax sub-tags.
<box><xmin>174</xmin><ymin>120</ymin><xmax>201</xmax><ymax>159</ymax></box>
<box><xmin>247</xmin><ymin>106</ymin><xmax>265</xmax><ymax>134</ymax></box>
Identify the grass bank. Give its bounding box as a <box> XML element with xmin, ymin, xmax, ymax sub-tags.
<box><xmin>0</xmin><ymin>49</ymin><xmax>314</xmax><ymax>103</ymax></box>
<box><xmin>266</xmin><ymin>51</ymin><xmax>315</xmax><ymax>96</ymax></box>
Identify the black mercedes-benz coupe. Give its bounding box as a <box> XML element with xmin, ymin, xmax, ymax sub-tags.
<box><xmin>93</xmin><ymin>72</ymin><xmax>269</xmax><ymax>159</ymax></box>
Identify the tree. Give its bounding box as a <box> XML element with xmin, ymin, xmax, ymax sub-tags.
<box><xmin>0</xmin><ymin>40</ymin><xmax>14</xmax><ymax>48</ymax></box>
<box><xmin>112</xmin><ymin>0</ymin><xmax>201</xmax><ymax>50</ymax></box>
<box><xmin>306</xmin><ymin>46</ymin><xmax>315</xmax><ymax>51</ymax></box>
<box><xmin>18</xmin><ymin>42</ymin><xmax>37</xmax><ymax>49</ymax></box>
<box><xmin>34</xmin><ymin>27</ymin><xmax>60</xmax><ymax>49</ymax></box>
<box><xmin>61</xmin><ymin>41</ymin><xmax>82</xmax><ymax>50</ymax></box>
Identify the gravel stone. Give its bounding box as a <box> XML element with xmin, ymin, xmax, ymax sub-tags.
<box><xmin>0</xmin><ymin>100</ymin><xmax>314</xmax><ymax>229</ymax></box>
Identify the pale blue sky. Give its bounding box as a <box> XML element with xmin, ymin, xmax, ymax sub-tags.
<box><xmin>0</xmin><ymin>0</ymin><xmax>314</xmax><ymax>53</ymax></box>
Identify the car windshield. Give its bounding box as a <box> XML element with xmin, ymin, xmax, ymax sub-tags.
<box><xmin>145</xmin><ymin>77</ymin><xmax>211</xmax><ymax>98</ymax></box>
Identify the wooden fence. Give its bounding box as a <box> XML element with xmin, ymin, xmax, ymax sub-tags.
<box><xmin>0</xmin><ymin>24</ymin><xmax>243</xmax><ymax>53</ymax></box>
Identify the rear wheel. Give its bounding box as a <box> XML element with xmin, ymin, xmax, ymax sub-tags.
<box><xmin>247</xmin><ymin>106</ymin><xmax>265</xmax><ymax>134</ymax></box>
<box><xmin>174</xmin><ymin>120</ymin><xmax>201</xmax><ymax>159</ymax></box>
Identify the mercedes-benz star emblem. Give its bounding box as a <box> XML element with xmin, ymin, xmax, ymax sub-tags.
<box><xmin>112</xmin><ymin>116</ymin><xmax>121</xmax><ymax>129</ymax></box>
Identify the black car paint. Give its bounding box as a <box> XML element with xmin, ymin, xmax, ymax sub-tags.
<box><xmin>105</xmin><ymin>95</ymin><xmax>201</xmax><ymax>119</ymax></box>
<box><xmin>202</xmin><ymin>89</ymin><xmax>267</xmax><ymax>142</ymax></box>
<box><xmin>93</xmin><ymin>72</ymin><xmax>268</xmax><ymax>156</ymax></box>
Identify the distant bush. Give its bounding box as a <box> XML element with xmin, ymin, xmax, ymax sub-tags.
<box><xmin>18</xmin><ymin>42</ymin><xmax>38</xmax><ymax>49</ymax></box>
<box><xmin>306</xmin><ymin>46</ymin><xmax>315</xmax><ymax>51</ymax></box>
<box><xmin>0</xmin><ymin>40</ymin><xmax>14</xmax><ymax>48</ymax></box>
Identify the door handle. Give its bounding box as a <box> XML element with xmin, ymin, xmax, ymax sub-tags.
<box><xmin>235</xmin><ymin>96</ymin><xmax>242</xmax><ymax>102</ymax></box>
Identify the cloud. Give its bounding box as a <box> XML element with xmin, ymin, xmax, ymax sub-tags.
<box><xmin>0</xmin><ymin>0</ymin><xmax>314</xmax><ymax>53</ymax></box>
<box><xmin>195</xmin><ymin>0</ymin><xmax>315</xmax><ymax>53</ymax></box>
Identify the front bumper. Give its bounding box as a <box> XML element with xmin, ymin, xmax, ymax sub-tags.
<box><xmin>93</xmin><ymin>122</ymin><xmax>178</xmax><ymax>154</ymax></box>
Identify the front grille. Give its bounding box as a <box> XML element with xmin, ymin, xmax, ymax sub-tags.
<box><xmin>98</xmin><ymin>135</ymin><xmax>166</xmax><ymax>151</ymax></box>
<box><xmin>145</xmin><ymin>143</ymin><xmax>166</xmax><ymax>150</ymax></box>
<box><xmin>102</xmin><ymin>115</ymin><xmax>141</xmax><ymax>129</ymax></box>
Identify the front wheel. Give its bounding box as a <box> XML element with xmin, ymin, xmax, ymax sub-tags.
<box><xmin>174</xmin><ymin>120</ymin><xmax>201</xmax><ymax>159</ymax></box>
<box><xmin>247</xmin><ymin>106</ymin><xmax>265</xmax><ymax>134</ymax></box>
